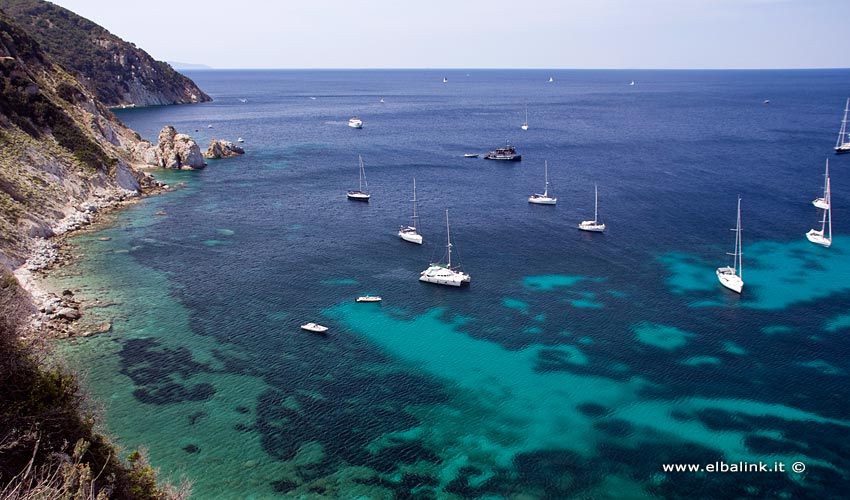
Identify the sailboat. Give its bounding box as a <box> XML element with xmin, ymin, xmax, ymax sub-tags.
<box><xmin>629</xmin><ymin>80</ymin><xmax>635</xmax><ymax>86</ymax></box>
<box><xmin>399</xmin><ymin>178</ymin><xmax>423</xmax><ymax>244</ymax></box>
<box><xmin>521</xmin><ymin>105</ymin><xmax>529</xmax><ymax>131</ymax></box>
<box><xmin>716</xmin><ymin>195</ymin><xmax>744</xmax><ymax>294</ymax></box>
<box><xmin>807</xmin><ymin>177</ymin><xmax>832</xmax><ymax>247</ymax></box>
<box><xmin>577</xmin><ymin>185</ymin><xmax>605</xmax><ymax>232</ymax></box>
<box><xmin>419</xmin><ymin>209</ymin><xmax>471</xmax><ymax>287</ymax></box>
<box><xmin>548</xmin><ymin>76</ymin><xmax>554</xmax><ymax>83</ymax></box>
<box><xmin>835</xmin><ymin>98</ymin><xmax>850</xmax><ymax>154</ymax></box>
<box><xmin>346</xmin><ymin>155</ymin><xmax>370</xmax><ymax>201</ymax></box>
<box><xmin>528</xmin><ymin>161</ymin><xmax>556</xmax><ymax>205</ymax></box>
<box><xmin>813</xmin><ymin>159</ymin><xmax>830</xmax><ymax>210</ymax></box>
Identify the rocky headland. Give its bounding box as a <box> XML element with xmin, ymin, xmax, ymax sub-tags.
<box><xmin>3</xmin><ymin>0</ymin><xmax>212</xmax><ymax>107</ymax></box>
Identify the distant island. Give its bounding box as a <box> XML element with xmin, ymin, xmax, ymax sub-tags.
<box><xmin>169</xmin><ymin>61</ymin><xmax>214</xmax><ymax>70</ymax></box>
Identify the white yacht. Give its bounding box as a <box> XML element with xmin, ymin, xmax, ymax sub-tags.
<box><xmin>812</xmin><ymin>159</ymin><xmax>830</xmax><ymax>210</ymax></box>
<box><xmin>835</xmin><ymin>98</ymin><xmax>850</xmax><ymax>154</ymax></box>
<box><xmin>420</xmin><ymin>210</ymin><xmax>471</xmax><ymax>287</ymax></box>
<box><xmin>528</xmin><ymin>161</ymin><xmax>556</xmax><ymax>205</ymax></box>
<box><xmin>807</xmin><ymin>177</ymin><xmax>832</xmax><ymax>247</ymax></box>
<box><xmin>577</xmin><ymin>185</ymin><xmax>605</xmax><ymax>232</ymax></box>
<box><xmin>348</xmin><ymin>117</ymin><xmax>363</xmax><ymax>129</ymax></box>
<box><xmin>301</xmin><ymin>322</ymin><xmax>328</xmax><ymax>333</ymax></box>
<box><xmin>355</xmin><ymin>296</ymin><xmax>382</xmax><ymax>303</ymax></box>
<box><xmin>399</xmin><ymin>178</ymin><xmax>423</xmax><ymax>244</ymax></box>
<box><xmin>716</xmin><ymin>195</ymin><xmax>744</xmax><ymax>294</ymax></box>
<box><xmin>346</xmin><ymin>155</ymin><xmax>370</xmax><ymax>201</ymax></box>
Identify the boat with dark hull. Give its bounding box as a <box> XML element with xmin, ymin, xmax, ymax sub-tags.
<box><xmin>483</xmin><ymin>143</ymin><xmax>522</xmax><ymax>161</ymax></box>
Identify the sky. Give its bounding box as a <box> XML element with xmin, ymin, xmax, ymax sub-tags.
<box><xmin>50</xmin><ymin>0</ymin><xmax>849</xmax><ymax>69</ymax></box>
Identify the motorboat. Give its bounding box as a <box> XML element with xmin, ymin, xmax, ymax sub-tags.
<box><xmin>483</xmin><ymin>143</ymin><xmax>521</xmax><ymax>161</ymax></box>
<box><xmin>348</xmin><ymin>117</ymin><xmax>363</xmax><ymax>129</ymax></box>
<box><xmin>301</xmin><ymin>322</ymin><xmax>328</xmax><ymax>333</ymax></box>
<box><xmin>355</xmin><ymin>296</ymin><xmax>382</xmax><ymax>303</ymax></box>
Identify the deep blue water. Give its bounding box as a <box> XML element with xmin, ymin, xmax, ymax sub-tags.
<box><xmin>55</xmin><ymin>69</ymin><xmax>850</xmax><ymax>499</ymax></box>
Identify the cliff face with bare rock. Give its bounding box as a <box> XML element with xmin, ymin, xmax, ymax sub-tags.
<box><xmin>3</xmin><ymin>0</ymin><xmax>212</xmax><ymax>107</ymax></box>
<box><xmin>0</xmin><ymin>12</ymin><xmax>165</xmax><ymax>266</ymax></box>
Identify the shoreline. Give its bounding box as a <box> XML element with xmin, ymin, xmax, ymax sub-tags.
<box><xmin>13</xmin><ymin>174</ymin><xmax>174</xmax><ymax>341</ymax></box>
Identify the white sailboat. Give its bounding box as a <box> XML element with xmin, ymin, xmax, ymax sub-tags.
<box><xmin>528</xmin><ymin>161</ymin><xmax>556</xmax><ymax>205</ymax></box>
<box><xmin>807</xmin><ymin>177</ymin><xmax>832</xmax><ymax>247</ymax></box>
<box><xmin>835</xmin><ymin>98</ymin><xmax>850</xmax><ymax>154</ymax></box>
<box><xmin>812</xmin><ymin>159</ymin><xmax>830</xmax><ymax>210</ymax></box>
<box><xmin>521</xmin><ymin>105</ymin><xmax>529</xmax><ymax>131</ymax></box>
<box><xmin>399</xmin><ymin>178</ymin><xmax>423</xmax><ymax>244</ymax></box>
<box><xmin>716</xmin><ymin>195</ymin><xmax>744</xmax><ymax>294</ymax></box>
<box><xmin>577</xmin><ymin>185</ymin><xmax>605</xmax><ymax>232</ymax></box>
<box><xmin>419</xmin><ymin>209</ymin><xmax>471</xmax><ymax>287</ymax></box>
<box><xmin>346</xmin><ymin>155</ymin><xmax>370</xmax><ymax>201</ymax></box>
<box><xmin>548</xmin><ymin>76</ymin><xmax>554</xmax><ymax>83</ymax></box>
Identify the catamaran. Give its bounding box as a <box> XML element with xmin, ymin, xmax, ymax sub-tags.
<box><xmin>577</xmin><ymin>185</ymin><xmax>605</xmax><ymax>232</ymax></box>
<box><xmin>716</xmin><ymin>195</ymin><xmax>744</xmax><ymax>294</ymax></box>
<box><xmin>813</xmin><ymin>159</ymin><xmax>830</xmax><ymax>210</ymax></box>
<box><xmin>835</xmin><ymin>98</ymin><xmax>850</xmax><ymax>154</ymax></box>
<box><xmin>807</xmin><ymin>177</ymin><xmax>832</xmax><ymax>247</ymax></box>
<box><xmin>399</xmin><ymin>178</ymin><xmax>423</xmax><ymax>244</ymax></box>
<box><xmin>419</xmin><ymin>209</ymin><xmax>471</xmax><ymax>287</ymax></box>
<box><xmin>346</xmin><ymin>155</ymin><xmax>370</xmax><ymax>201</ymax></box>
<box><xmin>528</xmin><ymin>161</ymin><xmax>556</xmax><ymax>205</ymax></box>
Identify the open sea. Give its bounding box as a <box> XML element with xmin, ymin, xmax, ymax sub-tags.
<box><xmin>51</xmin><ymin>69</ymin><xmax>850</xmax><ymax>499</ymax></box>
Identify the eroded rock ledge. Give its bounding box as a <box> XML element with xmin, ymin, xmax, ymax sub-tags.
<box><xmin>203</xmin><ymin>139</ymin><xmax>245</xmax><ymax>159</ymax></box>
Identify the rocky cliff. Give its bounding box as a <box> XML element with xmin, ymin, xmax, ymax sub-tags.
<box><xmin>0</xmin><ymin>11</ymin><xmax>162</xmax><ymax>266</ymax></box>
<box><xmin>3</xmin><ymin>0</ymin><xmax>212</xmax><ymax>107</ymax></box>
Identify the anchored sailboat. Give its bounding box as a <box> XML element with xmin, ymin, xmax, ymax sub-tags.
<box><xmin>521</xmin><ymin>105</ymin><xmax>529</xmax><ymax>131</ymax></box>
<box><xmin>419</xmin><ymin>209</ymin><xmax>471</xmax><ymax>287</ymax></box>
<box><xmin>346</xmin><ymin>155</ymin><xmax>370</xmax><ymax>201</ymax></box>
<box><xmin>716</xmin><ymin>195</ymin><xmax>744</xmax><ymax>294</ymax></box>
<box><xmin>807</xmin><ymin>177</ymin><xmax>832</xmax><ymax>248</ymax></box>
<box><xmin>835</xmin><ymin>98</ymin><xmax>850</xmax><ymax>154</ymax></box>
<box><xmin>577</xmin><ymin>185</ymin><xmax>605</xmax><ymax>232</ymax></box>
<box><xmin>399</xmin><ymin>178</ymin><xmax>423</xmax><ymax>244</ymax></box>
<box><xmin>528</xmin><ymin>161</ymin><xmax>556</xmax><ymax>205</ymax></box>
<box><xmin>813</xmin><ymin>159</ymin><xmax>830</xmax><ymax>210</ymax></box>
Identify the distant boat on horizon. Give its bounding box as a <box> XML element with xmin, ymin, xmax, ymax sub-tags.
<box><xmin>521</xmin><ymin>105</ymin><xmax>529</xmax><ymax>131</ymax></box>
<box><xmin>443</xmin><ymin>77</ymin><xmax>448</xmax><ymax>83</ymax></box>
<box><xmin>348</xmin><ymin>116</ymin><xmax>363</xmax><ymax>129</ymax></box>
<box><xmin>548</xmin><ymin>76</ymin><xmax>554</xmax><ymax>83</ymax></box>
<box><xmin>629</xmin><ymin>80</ymin><xmax>635</xmax><ymax>86</ymax></box>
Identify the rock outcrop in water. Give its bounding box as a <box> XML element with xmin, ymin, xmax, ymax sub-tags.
<box><xmin>203</xmin><ymin>139</ymin><xmax>245</xmax><ymax>159</ymax></box>
<box><xmin>154</xmin><ymin>126</ymin><xmax>206</xmax><ymax>169</ymax></box>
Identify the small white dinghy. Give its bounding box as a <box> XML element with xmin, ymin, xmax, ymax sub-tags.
<box><xmin>300</xmin><ymin>322</ymin><xmax>328</xmax><ymax>333</ymax></box>
<box><xmin>355</xmin><ymin>296</ymin><xmax>382</xmax><ymax>303</ymax></box>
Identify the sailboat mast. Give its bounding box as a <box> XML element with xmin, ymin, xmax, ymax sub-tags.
<box><xmin>826</xmin><ymin>178</ymin><xmax>832</xmax><ymax>240</ymax></box>
<box><xmin>412</xmin><ymin>178</ymin><xmax>419</xmax><ymax>226</ymax></box>
<box><xmin>358</xmin><ymin>156</ymin><xmax>364</xmax><ymax>192</ymax></box>
<box><xmin>824</xmin><ymin>159</ymin><xmax>830</xmax><ymax>196</ymax></box>
<box><xmin>544</xmin><ymin>161</ymin><xmax>549</xmax><ymax>196</ymax></box>
<box><xmin>594</xmin><ymin>184</ymin><xmax>599</xmax><ymax>222</ymax></box>
<box><xmin>445</xmin><ymin>209</ymin><xmax>452</xmax><ymax>269</ymax></box>
<box><xmin>839</xmin><ymin>99</ymin><xmax>850</xmax><ymax>148</ymax></box>
<box><xmin>736</xmin><ymin>195</ymin><xmax>742</xmax><ymax>279</ymax></box>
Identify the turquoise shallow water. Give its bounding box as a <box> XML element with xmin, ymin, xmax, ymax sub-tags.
<box><xmin>49</xmin><ymin>69</ymin><xmax>850</xmax><ymax>499</ymax></box>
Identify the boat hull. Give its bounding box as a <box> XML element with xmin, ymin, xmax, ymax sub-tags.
<box><xmin>529</xmin><ymin>196</ymin><xmax>556</xmax><ymax>205</ymax></box>
<box><xmin>578</xmin><ymin>221</ymin><xmax>605</xmax><ymax>232</ymax></box>
<box><xmin>347</xmin><ymin>191</ymin><xmax>370</xmax><ymax>201</ymax></box>
<box><xmin>301</xmin><ymin>323</ymin><xmax>328</xmax><ymax>333</ymax></box>
<box><xmin>716</xmin><ymin>268</ymin><xmax>743</xmax><ymax>294</ymax></box>
<box><xmin>834</xmin><ymin>145</ymin><xmax>850</xmax><ymax>154</ymax></box>
<box><xmin>355</xmin><ymin>296</ymin><xmax>382</xmax><ymax>303</ymax></box>
<box><xmin>806</xmin><ymin>229</ymin><xmax>832</xmax><ymax>247</ymax></box>
<box><xmin>399</xmin><ymin>229</ymin><xmax>423</xmax><ymax>244</ymax></box>
<box><xmin>483</xmin><ymin>155</ymin><xmax>522</xmax><ymax>161</ymax></box>
<box><xmin>419</xmin><ymin>265</ymin><xmax>471</xmax><ymax>287</ymax></box>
